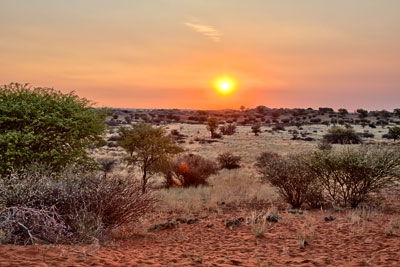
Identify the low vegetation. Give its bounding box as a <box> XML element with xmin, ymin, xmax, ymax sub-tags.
<box><xmin>0</xmin><ymin>168</ymin><xmax>156</xmax><ymax>244</ymax></box>
<box><xmin>256</xmin><ymin>146</ymin><xmax>400</xmax><ymax>209</ymax></box>
<box><xmin>217</xmin><ymin>152</ymin><xmax>241</xmax><ymax>169</ymax></box>
<box><xmin>323</xmin><ymin>126</ymin><xmax>362</xmax><ymax>144</ymax></box>
<box><xmin>0</xmin><ymin>83</ymin><xmax>106</xmax><ymax>176</ymax></box>
<box><xmin>164</xmin><ymin>154</ymin><xmax>219</xmax><ymax>187</ymax></box>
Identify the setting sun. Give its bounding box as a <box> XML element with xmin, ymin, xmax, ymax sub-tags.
<box><xmin>214</xmin><ymin>76</ymin><xmax>237</xmax><ymax>96</ymax></box>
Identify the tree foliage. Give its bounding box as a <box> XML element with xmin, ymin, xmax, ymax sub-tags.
<box><xmin>206</xmin><ymin>117</ymin><xmax>219</xmax><ymax>138</ymax></box>
<box><xmin>0</xmin><ymin>83</ymin><xmax>106</xmax><ymax>175</ymax></box>
<box><xmin>118</xmin><ymin>123</ymin><xmax>183</xmax><ymax>193</ymax></box>
<box><xmin>388</xmin><ymin>126</ymin><xmax>400</xmax><ymax>141</ymax></box>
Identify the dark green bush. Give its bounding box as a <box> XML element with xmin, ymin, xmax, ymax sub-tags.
<box><xmin>0</xmin><ymin>83</ymin><xmax>106</xmax><ymax>175</ymax></box>
<box><xmin>323</xmin><ymin>126</ymin><xmax>362</xmax><ymax>144</ymax></box>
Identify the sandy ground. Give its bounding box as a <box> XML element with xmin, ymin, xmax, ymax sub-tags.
<box><xmin>1</xmin><ymin>209</ymin><xmax>400</xmax><ymax>267</ymax></box>
<box><xmin>2</xmin><ymin>123</ymin><xmax>399</xmax><ymax>266</ymax></box>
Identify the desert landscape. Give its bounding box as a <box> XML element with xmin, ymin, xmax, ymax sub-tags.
<box><xmin>1</xmin><ymin>1</ymin><xmax>400</xmax><ymax>266</ymax></box>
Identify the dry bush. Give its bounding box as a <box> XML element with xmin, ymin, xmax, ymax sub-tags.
<box><xmin>0</xmin><ymin>206</ymin><xmax>69</xmax><ymax>245</ymax></box>
<box><xmin>256</xmin><ymin>152</ymin><xmax>322</xmax><ymax>209</ymax></box>
<box><xmin>0</xmin><ymin>168</ymin><xmax>156</xmax><ymax>243</ymax></box>
<box><xmin>220</xmin><ymin>123</ymin><xmax>237</xmax><ymax>135</ymax></box>
<box><xmin>309</xmin><ymin>146</ymin><xmax>400</xmax><ymax>208</ymax></box>
<box><xmin>217</xmin><ymin>152</ymin><xmax>241</xmax><ymax>170</ymax></box>
<box><xmin>165</xmin><ymin>154</ymin><xmax>219</xmax><ymax>187</ymax></box>
<box><xmin>323</xmin><ymin>126</ymin><xmax>362</xmax><ymax>144</ymax></box>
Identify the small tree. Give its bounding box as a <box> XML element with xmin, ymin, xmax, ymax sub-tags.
<box><xmin>0</xmin><ymin>83</ymin><xmax>106</xmax><ymax>175</ymax></box>
<box><xmin>118</xmin><ymin>123</ymin><xmax>183</xmax><ymax>193</ymax></box>
<box><xmin>356</xmin><ymin>109</ymin><xmax>368</xmax><ymax>118</ymax></box>
<box><xmin>388</xmin><ymin>127</ymin><xmax>400</xmax><ymax>141</ymax></box>
<box><xmin>207</xmin><ymin>117</ymin><xmax>219</xmax><ymax>138</ymax></box>
<box><xmin>251</xmin><ymin>124</ymin><xmax>261</xmax><ymax>136</ymax></box>
<box><xmin>338</xmin><ymin>108</ymin><xmax>349</xmax><ymax>116</ymax></box>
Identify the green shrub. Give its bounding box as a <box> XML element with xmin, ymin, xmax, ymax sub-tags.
<box><xmin>323</xmin><ymin>126</ymin><xmax>362</xmax><ymax>144</ymax></box>
<box><xmin>0</xmin><ymin>83</ymin><xmax>106</xmax><ymax>175</ymax></box>
<box><xmin>308</xmin><ymin>146</ymin><xmax>400</xmax><ymax>208</ymax></box>
<box><xmin>255</xmin><ymin>152</ymin><xmax>322</xmax><ymax>209</ymax></box>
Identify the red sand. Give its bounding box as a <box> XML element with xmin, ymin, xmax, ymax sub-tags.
<box><xmin>1</xmin><ymin>211</ymin><xmax>400</xmax><ymax>266</ymax></box>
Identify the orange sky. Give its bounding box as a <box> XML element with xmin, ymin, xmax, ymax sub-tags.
<box><xmin>1</xmin><ymin>0</ymin><xmax>399</xmax><ymax>110</ymax></box>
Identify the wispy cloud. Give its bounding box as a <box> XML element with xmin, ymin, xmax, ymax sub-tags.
<box><xmin>184</xmin><ymin>21</ymin><xmax>221</xmax><ymax>42</ymax></box>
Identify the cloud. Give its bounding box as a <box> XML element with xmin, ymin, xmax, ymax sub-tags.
<box><xmin>184</xmin><ymin>22</ymin><xmax>221</xmax><ymax>42</ymax></box>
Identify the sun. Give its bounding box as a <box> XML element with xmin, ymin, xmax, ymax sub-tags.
<box><xmin>213</xmin><ymin>76</ymin><xmax>237</xmax><ymax>95</ymax></box>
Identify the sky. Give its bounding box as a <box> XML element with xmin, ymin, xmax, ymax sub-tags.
<box><xmin>0</xmin><ymin>0</ymin><xmax>399</xmax><ymax>111</ymax></box>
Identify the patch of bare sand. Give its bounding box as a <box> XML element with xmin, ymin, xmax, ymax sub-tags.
<box><xmin>1</xmin><ymin>210</ymin><xmax>400</xmax><ymax>266</ymax></box>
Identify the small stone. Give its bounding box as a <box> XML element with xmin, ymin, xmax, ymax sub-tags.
<box><xmin>324</xmin><ymin>216</ymin><xmax>336</xmax><ymax>222</ymax></box>
<box><xmin>206</xmin><ymin>224</ymin><xmax>214</xmax><ymax>228</ymax></box>
<box><xmin>266</xmin><ymin>215</ymin><xmax>278</xmax><ymax>223</ymax></box>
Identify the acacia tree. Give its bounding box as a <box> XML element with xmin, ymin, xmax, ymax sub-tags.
<box><xmin>206</xmin><ymin>117</ymin><xmax>219</xmax><ymax>138</ymax></box>
<box><xmin>118</xmin><ymin>123</ymin><xmax>183</xmax><ymax>193</ymax></box>
<box><xmin>0</xmin><ymin>83</ymin><xmax>106</xmax><ymax>175</ymax></box>
<box><xmin>388</xmin><ymin>126</ymin><xmax>400</xmax><ymax>141</ymax></box>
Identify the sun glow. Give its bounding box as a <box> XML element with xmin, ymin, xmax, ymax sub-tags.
<box><xmin>213</xmin><ymin>76</ymin><xmax>237</xmax><ymax>95</ymax></box>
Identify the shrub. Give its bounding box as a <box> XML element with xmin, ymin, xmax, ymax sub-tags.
<box><xmin>323</xmin><ymin>126</ymin><xmax>362</xmax><ymax>144</ymax></box>
<box><xmin>217</xmin><ymin>152</ymin><xmax>241</xmax><ymax>169</ymax></box>
<box><xmin>0</xmin><ymin>83</ymin><xmax>106</xmax><ymax>175</ymax></box>
<box><xmin>0</xmin><ymin>206</ymin><xmax>69</xmax><ymax>245</ymax></box>
<box><xmin>251</xmin><ymin>124</ymin><xmax>261</xmax><ymax>136</ymax></box>
<box><xmin>0</xmin><ymin>168</ymin><xmax>156</xmax><ymax>242</ymax></box>
<box><xmin>164</xmin><ymin>154</ymin><xmax>219</xmax><ymax>187</ymax></box>
<box><xmin>255</xmin><ymin>152</ymin><xmax>321</xmax><ymax>208</ymax></box>
<box><xmin>317</xmin><ymin>141</ymin><xmax>332</xmax><ymax>151</ymax></box>
<box><xmin>308</xmin><ymin>146</ymin><xmax>400</xmax><ymax>208</ymax></box>
<box><xmin>97</xmin><ymin>157</ymin><xmax>117</xmax><ymax>178</ymax></box>
<box><xmin>272</xmin><ymin>125</ymin><xmax>285</xmax><ymax>131</ymax></box>
<box><xmin>220</xmin><ymin>123</ymin><xmax>237</xmax><ymax>135</ymax></box>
